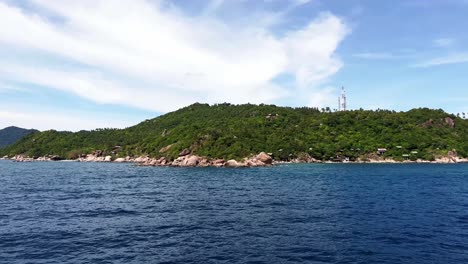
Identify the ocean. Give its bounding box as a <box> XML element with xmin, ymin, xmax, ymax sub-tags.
<box><xmin>0</xmin><ymin>161</ymin><xmax>467</xmax><ymax>263</ymax></box>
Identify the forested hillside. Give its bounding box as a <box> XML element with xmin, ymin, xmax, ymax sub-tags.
<box><xmin>1</xmin><ymin>103</ymin><xmax>467</xmax><ymax>161</ymax></box>
<box><xmin>0</xmin><ymin>126</ymin><xmax>39</xmax><ymax>149</ymax></box>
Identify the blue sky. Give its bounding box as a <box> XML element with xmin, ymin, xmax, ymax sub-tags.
<box><xmin>0</xmin><ymin>0</ymin><xmax>467</xmax><ymax>131</ymax></box>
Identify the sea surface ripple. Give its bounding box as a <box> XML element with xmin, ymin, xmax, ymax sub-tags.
<box><xmin>0</xmin><ymin>161</ymin><xmax>467</xmax><ymax>263</ymax></box>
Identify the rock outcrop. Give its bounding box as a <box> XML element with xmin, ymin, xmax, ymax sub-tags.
<box><xmin>256</xmin><ymin>152</ymin><xmax>273</xmax><ymax>164</ymax></box>
<box><xmin>134</xmin><ymin>156</ymin><xmax>149</xmax><ymax>163</ymax></box>
<box><xmin>50</xmin><ymin>155</ymin><xmax>63</xmax><ymax>161</ymax></box>
<box><xmin>444</xmin><ymin>117</ymin><xmax>455</xmax><ymax>128</ymax></box>
<box><xmin>137</xmin><ymin>153</ymin><xmax>276</xmax><ymax>168</ymax></box>
<box><xmin>199</xmin><ymin>158</ymin><xmax>210</xmax><ymax>167</ymax></box>
<box><xmin>12</xmin><ymin>155</ymin><xmax>34</xmax><ymax>162</ymax></box>
<box><xmin>4</xmin><ymin>150</ymin><xmax>468</xmax><ymax>166</ymax></box>
<box><xmin>180</xmin><ymin>155</ymin><xmax>200</xmax><ymax>167</ymax></box>
<box><xmin>212</xmin><ymin>159</ymin><xmax>225</xmax><ymax>167</ymax></box>
<box><xmin>224</xmin><ymin>159</ymin><xmax>246</xmax><ymax>168</ymax></box>
<box><xmin>178</xmin><ymin>148</ymin><xmax>191</xmax><ymax>157</ymax></box>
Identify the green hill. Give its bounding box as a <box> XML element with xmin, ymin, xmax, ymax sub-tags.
<box><xmin>1</xmin><ymin>103</ymin><xmax>467</xmax><ymax>161</ymax></box>
<box><xmin>0</xmin><ymin>126</ymin><xmax>39</xmax><ymax>149</ymax></box>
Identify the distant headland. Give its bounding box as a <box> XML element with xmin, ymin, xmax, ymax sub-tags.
<box><xmin>1</xmin><ymin>103</ymin><xmax>467</xmax><ymax>166</ymax></box>
<box><xmin>0</xmin><ymin>126</ymin><xmax>39</xmax><ymax>149</ymax></box>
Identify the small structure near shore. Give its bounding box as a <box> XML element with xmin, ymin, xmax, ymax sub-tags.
<box><xmin>377</xmin><ymin>148</ymin><xmax>387</xmax><ymax>155</ymax></box>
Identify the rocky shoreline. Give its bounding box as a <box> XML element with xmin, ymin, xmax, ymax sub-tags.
<box><xmin>1</xmin><ymin>152</ymin><xmax>274</xmax><ymax>167</ymax></box>
<box><xmin>2</xmin><ymin>152</ymin><xmax>468</xmax><ymax>166</ymax></box>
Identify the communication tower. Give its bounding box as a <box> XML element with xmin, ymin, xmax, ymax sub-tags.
<box><xmin>338</xmin><ymin>86</ymin><xmax>347</xmax><ymax>111</ymax></box>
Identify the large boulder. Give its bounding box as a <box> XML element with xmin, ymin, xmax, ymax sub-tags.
<box><xmin>134</xmin><ymin>156</ymin><xmax>149</xmax><ymax>163</ymax></box>
<box><xmin>212</xmin><ymin>159</ymin><xmax>225</xmax><ymax>167</ymax></box>
<box><xmin>12</xmin><ymin>155</ymin><xmax>21</xmax><ymax>161</ymax></box>
<box><xmin>244</xmin><ymin>157</ymin><xmax>270</xmax><ymax>167</ymax></box>
<box><xmin>256</xmin><ymin>152</ymin><xmax>272</xmax><ymax>164</ymax></box>
<box><xmin>244</xmin><ymin>159</ymin><xmax>258</xmax><ymax>167</ymax></box>
<box><xmin>85</xmin><ymin>154</ymin><xmax>97</xmax><ymax>162</ymax></box>
<box><xmin>171</xmin><ymin>156</ymin><xmax>185</xmax><ymax>166</ymax></box>
<box><xmin>158</xmin><ymin>157</ymin><xmax>168</xmax><ymax>165</ymax></box>
<box><xmin>104</xmin><ymin>156</ymin><xmax>112</xmax><ymax>162</ymax></box>
<box><xmin>179</xmin><ymin>148</ymin><xmax>191</xmax><ymax>157</ymax></box>
<box><xmin>444</xmin><ymin>117</ymin><xmax>455</xmax><ymax>128</ymax></box>
<box><xmin>224</xmin><ymin>159</ymin><xmax>246</xmax><ymax>168</ymax></box>
<box><xmin>114</xmin><ymin>158</ymin><xmax>126</xmax><ymax>163</ymax></box>
<box><xmin>181</xmin><ymin>155</ymin><xmax>200</xmax><ymax>167</ymax></box>
<box><xmin>148</xmin><ymin>158</ymin><xmax>160</xmax><ymax>166</ymax></box>
<box><xmin>50</xmin><ymin>155</ymin><xmax>63</xmax><ymax>161</ymax></box>
<box><xmin>199</xmin><ymin>158</ymin><xmax>210</xmax><ymax>167</ymax></box>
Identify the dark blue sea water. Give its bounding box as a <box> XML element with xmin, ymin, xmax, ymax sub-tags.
<box><xmin>0</xmin><ymin>161</ymin><xmax>467</xmax><ymax>264</ymax></box>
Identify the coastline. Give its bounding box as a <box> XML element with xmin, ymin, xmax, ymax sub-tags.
<box><xmin>2</xmin><ymin>152</ymin><xmax>467</xmax><ymax>166</ymax></box>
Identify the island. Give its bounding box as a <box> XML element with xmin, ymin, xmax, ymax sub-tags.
<box><xmin>1</xmin><ymin>103</ymin><xmax>467</xmax><ymax>166</ymax></box>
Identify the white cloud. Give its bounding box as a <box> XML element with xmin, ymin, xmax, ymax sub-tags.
<box><xmin>0</xmin><ymin>63</ymin><xmax>196</xmax><ymax>111</ymax></box>
<box><xmin>284</xmin><ymin>12</ymin><xmax>348</xmax><ymax>88</ymax></box>
<box><xmin>0</xmin><ymin>0</ymin><xmax>349</xmax><ymax>114</ymax></box>
<box><xmin>307</xmin><ymin>86</ymin><xmax>337</xmax><ymax>109</ymax></box>
<box><xmin>414</xmin><ymin>53</ymin><xmax>468</xmax><ymax>67</ymax></box>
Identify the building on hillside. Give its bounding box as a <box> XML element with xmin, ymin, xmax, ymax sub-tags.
<box><xmin>377</xmin><ymin>148</ymin><xmax>387</xmax><ymax>155</ymax></box>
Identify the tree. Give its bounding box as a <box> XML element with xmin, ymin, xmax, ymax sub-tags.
<box><xmin>1</xmin><ymin>104</ymin><xmax>467</xmax><ymax>160</ymax></box>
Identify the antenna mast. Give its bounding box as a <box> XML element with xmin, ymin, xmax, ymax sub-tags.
<box><xmin>338</xmin><ymin>86</ymin><xmax>347</xmax><ymax>111</ymax></box>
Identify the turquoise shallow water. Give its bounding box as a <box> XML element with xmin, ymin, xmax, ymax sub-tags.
<box><xmin>0</xmin><ymin>161</ymin><xmax>467</xmax><ymax>264</ymax></box>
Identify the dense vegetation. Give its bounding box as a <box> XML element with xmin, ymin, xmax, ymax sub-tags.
<box><xmin>1</xmin><ymin>103</ymin><xmax>467</xmax><ymax>161</ymax></box>
<box><xmin>0</xmin><ymin>126</ymin><xmax>39</xmax><ymax>149</ymax></box>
